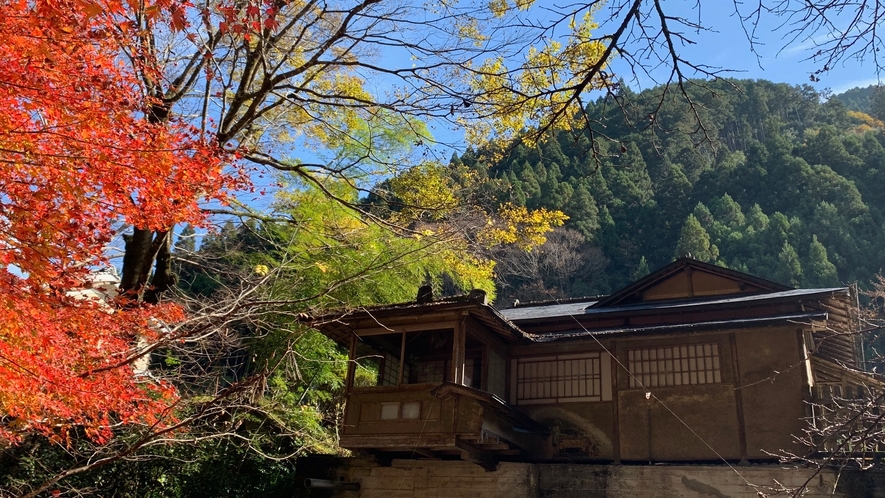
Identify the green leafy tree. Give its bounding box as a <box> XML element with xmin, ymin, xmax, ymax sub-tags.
<box><xmin>655</xmin><ymin>162</ymin><xmax>692</xmax><ymax>217</ymax></box>
<box><xmin>872</xmin><ymin>86</ymin><xmax>885</xmax><ymax>122</ymax></box>
<box><xmin>631</xmin><ymin>256</ymin><xmax>651</xmax><ymax>280</ymax></box>
<box><xmin>566</xmin><ymin>183</ymin><xmax>601</xmax><ymax>241</ymax></box>
<box><xmin>518</xmin><ymin>161</ymin><xmax>543</xmax><ymax>208</ymax></box>
<box><xmin>711</xmin><ymin>194</ymin><xmax>746</xmax><ymax>229</ymax></box>
<box><xmin>774</xmin><ymin>241</ymin><xmax>803</xmax><ymax>287</ymax></box>
<box><xmin>805</xmin><ymin>235</ymin><xmax>840</xmax><ymax>287</ymax></box>
<box><xmin>674</xmin><ymin>214</ymin><xmax>719</xmax><ymax>263</ymax></box>
<box><xmin>692</xmin><ymin>202</ymin><xmax>715</xmax><ymax>230</ymax></box>
<box><xmin>607</xmin><ymin>143</ymin><xmax>655</xmax><ymax>209</ymax></box>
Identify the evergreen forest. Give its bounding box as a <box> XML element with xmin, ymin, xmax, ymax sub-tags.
<box><xmin>464</xmin><ymin>80</ymin><xmax>885</xmax><ymax>305</ymax></box>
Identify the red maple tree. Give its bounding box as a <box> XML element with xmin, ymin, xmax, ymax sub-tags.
<box><xmin>0</xmin><ymin>0</ymin><xmax>241</xmax><ymax>443</ymax></box>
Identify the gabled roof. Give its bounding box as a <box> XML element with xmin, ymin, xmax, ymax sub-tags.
<box><xmin>499</xmin><ymin>287</ymin><xmax>847</xmax><ymax>324</ymax></box>
<box><xmin>531</xmin><ymin>311</ymin><xmax>829</xmax><ymax>342</ymax></box>
<box><xmin>585</xmin><ymin>287</ymin><xmax>846</xmax><ymax>315</ymax></box>
<box><xmin>590</xmin><ymin>258</ymin><xmax>791</xmax><ymax>308</ymax></box>
<box><xmin>309</xmin><ymin>261</ymin><xmax>850</xmax><ymax>346</ymax></box>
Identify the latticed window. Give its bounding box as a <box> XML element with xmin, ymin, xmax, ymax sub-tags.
<box><xmin>627</xmin><ymin>344</ymin><xmax>721</xmax><ymax>388</ymax></box>
<box><xmin>381</xmin><ymin>352</ymin><xmax>401</xmax><ymax>386</ymax></box>
<box><xmin>515</xmin><ymin>353</ymin><xmax>606</xmax><ymax>404</ymax></box>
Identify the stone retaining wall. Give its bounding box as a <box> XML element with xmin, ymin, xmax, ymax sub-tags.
<box><xmin>296</xmin><ymin>457</ymin><xmax>884</xmax><ymax>497</ymax></box>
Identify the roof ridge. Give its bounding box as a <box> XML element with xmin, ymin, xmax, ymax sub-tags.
<box><xmin>507</xmin><ymin>295</ymin><xmax>604</xmax><ymax>309</ymax></box>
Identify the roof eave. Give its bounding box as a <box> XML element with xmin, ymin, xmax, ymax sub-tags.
<box><xmin>532</xmin><ymin>311</ymin><xmax>830</xmax><ymax>343</ymax></box>
<box><xmin>510</xmin><ymin>287</ymin><xmax>849</xmax><ymax>326</ymax></box>
<box><xmin>307</xmin><ymin>298</ymin><xmax>532</xmax><ymax>346</ymax></box>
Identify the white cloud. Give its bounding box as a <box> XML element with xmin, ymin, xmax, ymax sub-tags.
<box><xmin>779</xmin><ymin>33</ymin><xmax>837</xmax><ymax>58</ymax></box>
<box><xmin>829</xmin><ymin>78</ymin><xmax>881</xmax><ymax>95</ymax></box>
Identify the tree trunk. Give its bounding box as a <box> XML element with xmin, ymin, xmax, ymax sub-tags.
<box><xmin>144</xmin><ymin>233</ymin><xmax>175</xmax><ymax>304</ymax></box>
<box><xmin>119</xmin><ymin>99</ymin><xmax>176</xmax><ymax>304</ymax></box>
<box><xmin>120</xmin><ymin>229</ymin><xmax>172</xmax><ymax>304</ymax></box>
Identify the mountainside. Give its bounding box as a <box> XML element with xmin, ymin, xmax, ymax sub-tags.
<box><xmin>460</xmin><ymin>79</ymin><xmax>885</xmax><ymax>304</ymax></box>
<box><xmin>835</xmin><ymin>85</ymin><xmax>876</xmax><ymax>113</ymax></box>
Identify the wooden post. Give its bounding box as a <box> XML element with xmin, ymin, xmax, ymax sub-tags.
<box><xmin>686</xmin><ymin>266</ymin><xmax>695</xmax><ymax>297</ymax></box>
<box><xmin>452</xmin><ymin>313</ymin><xmax>467</xmax><ymax>385</ymax></box>
<box><xmin>611</xmin><ymin>342</ymin><xmax>621</xmax><ymax>464</ymax></box>
<box><xmin>397</xmin><ymin>332</ymin><xmax>406</xmax><ymax>385</ymax></box>
<box><xmin>346</xmin><ymin>332</ymin><xmax>357</xmax><ymax>392</ymax></box>
<box><xmin>452</xmin><ymin>325</ymin><xmax>460</xmax><ymax>385</ymax></box>
<box><xmin>647</xmin><ymin>407</ymin><xmax>653</xmax><ymax>464</ymax></box>
<box><xmin>730</xmin><ymin>332</ymin><xmax>749</xmax><ymax>463</ymax></box>
<box><xmin>481</xmin><ymin>343</ymin><xmax>489</xmax><ymax>392</ymax></box>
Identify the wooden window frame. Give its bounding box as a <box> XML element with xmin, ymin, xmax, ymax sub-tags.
<box><xmin>513</xmin><ymin>353</ymin><xmax>611</xmax><ymax>405</ymax></box>
<box><xmin>627</xmin><ymin>343</ymin><xmax>722</xmax><ymax>388</ymax></box>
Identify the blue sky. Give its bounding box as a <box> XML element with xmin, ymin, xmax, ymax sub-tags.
<box><xmin>425</xmin><ymin>2</ymin><xmax>884</xmax><ymax>155</ymax></box>
<box><xmin>172</xmin><ymin>1</ymin><xmax>885</xmax><ymax>253</ymax></box>
<box><xmin>219</xmin><ymin>2</ymin><xmax>885</xmax><ymax>207</ymax></box>
<box><xmin>589</xmin><ymin>1</ymin><xmax>882</xmax><ymax>96</ymax></box>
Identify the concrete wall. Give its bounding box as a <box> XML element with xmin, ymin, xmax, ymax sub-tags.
<box><xmin>297</xmin><ymin>457</ymin><xmax>881</xmax><ymax>498</ymax></box>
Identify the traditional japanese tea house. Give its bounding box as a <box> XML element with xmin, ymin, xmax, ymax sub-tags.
<box><xmin>309</xmin><ymin>258</ymin><xmax>876</xmax><ymax>467</ymax></box>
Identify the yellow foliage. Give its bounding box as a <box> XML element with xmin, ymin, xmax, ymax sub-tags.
<box><xmin>481</xmin><ymin>203</ymin><xmax>569</xmax><ymax>250</ymax></box>
<box><xmin>463</xmin><ymin>6</ymin><xmax>609</xmax><ymax>155</ymax></box>
<box><xmin>457</xmin><ymin>17</ymin><xmax>488</xmax><ymax>46</ymax></box>
<box><xmin>488</xmin><ymin>0</ymin><xmax>536</xmax><ymax>17</ymax></box>
<box><xmin>488</xmin><ymin>0</ymin><xmax>509</xmax><ymax>17</ymax></box>
<box><xmin>847</xmin><ymin>110</ymin><xmax>883</xmax><ymax>127</ymax></box>
<box><xmin>275</xmin><ymin>169</ymin><xmax>567</xmax><ymax>305</ymax></box>
<box><xmin>388</xmin><ymin>163</ymin><xmax>460</xmax><ymax>221</ymax></box>
<box><xmin>443</xmin><ymin>251</ymin><xmax>497</xmax><ymax>297</ymax></box>
<box><xmin>847</xmin><ymin>110</ymin><xmax>884</xmax><ymax>134</ymax></box>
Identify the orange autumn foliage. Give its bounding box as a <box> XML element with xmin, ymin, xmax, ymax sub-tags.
<box><xmin>0</xmin><ymin>0</ymin><xmax>240</xmax><ymax>443</ymax></box>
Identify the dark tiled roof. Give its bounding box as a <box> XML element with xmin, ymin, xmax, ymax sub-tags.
<box><xmin>308</xmin><ymin>293</ymin><xmax>532</xmax><ymax>345</ymax></box>
<box><xmin>586</xmin><ymin>287</ymin><xmax>847</xmax><ymax>313</ymax></box>
<box><xmin>500</xmin><ymin>287</ymin><xmax>848</xmax><ymax>322</ymax></box>
<box><xmin>531</xmin><ymin>311</ymin><xmax>829</xmax><ymax>342</ymax></box>
<box><xmin>499</xmin><ymin>300</ymin><xmax>597</xmax><ymax>321</ymax></box>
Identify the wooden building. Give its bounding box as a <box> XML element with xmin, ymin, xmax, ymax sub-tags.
<box><xmin>309</xmin><ymin>258</ymin><xmax>877</xmax><ymax>468</ymax></box>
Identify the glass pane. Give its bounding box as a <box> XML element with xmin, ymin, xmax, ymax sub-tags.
<box><xmin>354</xmin><ymin>333</ymin><xmax>403</xmax><ymax>387</ymax></box>
<box><xmin>488</xmin><ymin>349</ymin><xmax>507</xmax><ymax>399</ymax></box>
<box><xmin>402</xmin><ymin>401</ymin><xmax>421</xmax><ymax>419</ymax></box>
<box><xmin>380</xmin><ymin>402</ymin><xmax>399</xmax><ymax>420</ymax></box>
<box><xmin>516</xmin><ymin>354</ymin><xmax>603</xmax><ymax>402</ymax></box>
<box><xmin>403</xmin><ymin>329</ymin><xmax>453</xmax><ymax>384</ymax></box>
<box><xmin>463</xmin><ymin>333</ymin><xmax>484</xmax><ymax>389</ymax></box>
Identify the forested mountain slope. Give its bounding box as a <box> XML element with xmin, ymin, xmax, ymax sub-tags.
<box><xmin>835</xmin><ymin>85</ymin><xmax>876</xmax><ymax>113</ymax></box>
<box><xmin>460</xmin><ymin>79</ymin><xmax>885</xmax><ymax>304</ymax></box>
